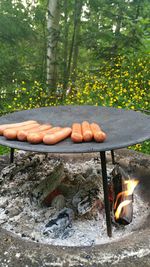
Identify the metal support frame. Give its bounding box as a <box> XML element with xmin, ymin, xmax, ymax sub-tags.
<box><xmin>111</xmin><ymin>150</ymin><xmax>115</xmax><ymax>165</ymax></box>
<box><xmin>10</xmin><ymin>148</ymin><xmax>14</xmax><ymax>164</ymax></box>
<box><xmin>100</xmin><ymin>151</ymin><xmax>112</xmax><ymax>237</ymax></box>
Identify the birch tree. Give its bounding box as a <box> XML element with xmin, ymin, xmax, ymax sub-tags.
<box><xmin>64</xmin><ymin>0</ymin><xmax>83</xmax><ymax>90</ymax></box>
<box><xmin>47</xmin><ymin>0</ymin><xmax>60</xmax><ymax>93</ymax></box>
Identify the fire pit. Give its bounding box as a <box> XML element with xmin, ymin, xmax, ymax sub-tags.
<box><xmin>0</xmin><ymin>149</ymin><xmax>150</xmax><ymax>266</ymax></box>
<box><xmin>0</xmin><ymin>105</ymin><xmax>149</xmax><ymax>239</ymax></box>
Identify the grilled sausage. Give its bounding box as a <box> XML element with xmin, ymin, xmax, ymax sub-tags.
<box><xmin>0</xmin><ymin>120</ymin><xmax>37</xmax><ymax>135</ymax></box>
<box><xmin>3</xmin><ymin>123</ymin><xmax>40</xmax><ymax>140</ymax></box>
<box><xmin>17</xmin><ymin>124</ymin><xmax>52</xmax><ymax>141</ymax></box>
<box><xmin>90</xmin><ymin>123</ymin><xmax>106</xmax><ymax>142</ymax></box>
<box><xmin>71</xmin><ymin>123</ymin><xmax>83</xmax><ymax>143</ymax></box>
<box><xmin>81</xmin><ymin>121</ymin><xmax>93</xmax><ymax>142</ymax></box>
<box><xmin>27</xmin><ymin>127</ymin><xmax>61</xmax><ymax>144</ymax></box>
<box><xmin>43</xmin><ymin>127</ymin><xmax>72</xmax><ymax>145</ymax></box>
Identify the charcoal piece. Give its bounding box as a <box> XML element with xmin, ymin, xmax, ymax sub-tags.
<box><xmin>111</xmin><ymin>165</ymin><xmax>133</xmax><ymax>225</ymax></box>
<box><xmin>43</xmin><ymin>208</ymin><xmax>74</xmax><ymax>238</ymax></box>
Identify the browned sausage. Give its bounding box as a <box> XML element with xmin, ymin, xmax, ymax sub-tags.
<box><xmin>43</xmin><ymin>127</ymin><xmax>72</xmax><ymax>145</ymax></box>
<box><xmin>0</xmin><ymin>120</ymin><xmax>37</xmax><ymax>135</ymax></box>
<box><xmin>3</xmin><ymin>123</ymin><xmax>40</xmax><ymax>140</ymax></box>
<box><xmin>27</xmin><ymin>127</ymin><xmax>61</xmax><ymax>144</ymax></box>
<box><xmin>17</xmin><ymin>124</ymin><xmax>52</xmax><ymax>141</ymax></box>
<box><xmin>90</xmin><ymin>123</ymin><xmax>106</xmax><ymax>142</ymax></box>
<box><xmin>71</xmin><ymin>123</ymin><xmax>83</xmax><ymax>143</ymax></box>
<box><xmin>81</xmin><ymin>121</ymin><xmax>93</xmax><ymax>142</ymax></box>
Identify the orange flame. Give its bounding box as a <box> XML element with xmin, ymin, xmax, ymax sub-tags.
<box><xmin>115</xmin><ymin>179</ymin><xmax>139</xmax><ymax>220</ymax></box>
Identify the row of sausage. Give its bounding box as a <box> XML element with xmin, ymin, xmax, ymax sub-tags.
<box><xmin>0</xmin><ymin>120</ymin><xmax>107</xmax><ymax>145</ymax></box>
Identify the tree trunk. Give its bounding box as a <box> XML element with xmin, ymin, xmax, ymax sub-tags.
<box><xmin>71</xmin><ymin>0</ymin><xmax>83</xmax><ymax>82</ymax></box>
<box><xmin>63</xmin><ymin>0</ymin><xmax>69</xmax><ymax>91</ymax></box>
<box><xmin>47</xmin><ymin>0</ymin><xmax>60</xmax><ymax>94</ymax></box>
<box><xmin>66</xmin><ymin>0</ymin><xmax>83</xmax><ymax>89</ymax></box>
<box><xmin>131</xmin><ymin>1</ymin><xmax>141</xmax><ymax>43</ymax></box>
<box><xmin>112</xmin><ymin>13</ymin><xmax>122</xmax><ymax>56</ymax></box>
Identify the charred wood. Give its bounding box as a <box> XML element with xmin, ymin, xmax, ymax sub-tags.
<box><xmin>32</xmin><ymin>163</ymin><xmax>65</xmax><ymax>205</ymax></box>
<box><xmin>111</xmin><ymin>164</ymin><xmax>133</xmax><ymax>225</ymax></box>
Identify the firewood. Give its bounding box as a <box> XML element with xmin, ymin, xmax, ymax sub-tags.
<box><xmin>111</xmin><ymin>164</ymin><xmax>133</xmax><ymax>225</ymax></box>
<box><xmin>32</xmin><ymin>162</ymin><xmax>66</xmax><ymax>205</ymax></box>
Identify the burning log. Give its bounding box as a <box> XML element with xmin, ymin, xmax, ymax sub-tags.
<box><xmin>32</xmin><ymin>162</ymin><xmax>66</xmax><ymax>205</ymax></box>
<box><xmin>111</xmin><ymin>165</ymin><xmax>138</xmax><ymax>225</ymax></box>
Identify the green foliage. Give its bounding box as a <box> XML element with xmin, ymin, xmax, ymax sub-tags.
<box><xmin>130</xmin><ymin>141</ymin><xmax>150</xmax><ymax>155</ymax></box>
<box><xmin>0</xmin><ymin>0</ymin><xmax>46</xmax><ymax>86</ymax></box>
<box><xmin>0</xmin><ymin>145</ymin><xmax>9</xmax><ymax>155</ymax></box>
<box><xmin>80</xmin><ymin>0</ymin><xmax>150</xmax><ymax>60</ymax></box>
<box><xmin>65</xmin><ymin>54</ymin><xmax>150</xmax><ymax>111</ymax></box>
<box><xmin>0</xmin><ymin>0</ymin><xmax>150</xmax><ymax>86</ymax></box>
<box><xmin>0</xmin><ymin>54</ymin><xmax>149</xmax><ymax>154</ymax></box>
<box><xmin>138</xmin><ymin>141</ymin><xmax>150</xmax><ymax>154</ymax></box>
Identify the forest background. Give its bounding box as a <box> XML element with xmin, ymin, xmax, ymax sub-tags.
<box><xmin>0</xmin><ymin>0</ymin><xmax>149</xmax><ymax>154</ymax></box>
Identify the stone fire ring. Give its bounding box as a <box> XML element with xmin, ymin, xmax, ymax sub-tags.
<box><xmin>0</xmin><ymin>149</ymin><xmax>150</xmax><ymax>267</ymax></box>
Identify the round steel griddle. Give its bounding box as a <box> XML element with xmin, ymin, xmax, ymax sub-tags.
<box><xmin>0</xmin><ymin>105</ymin><xmax>149</xmax><ymax>153</ymax></box>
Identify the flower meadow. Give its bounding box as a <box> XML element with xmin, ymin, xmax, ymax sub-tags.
<box><xmin>0</xmin><ymin>54</ymin><xmax>149</xmax><ymax>154</ymax></box>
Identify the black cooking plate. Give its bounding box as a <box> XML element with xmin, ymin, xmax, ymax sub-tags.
<box><xmin>0</xmin><ymin>105</ymin><xmax>149</xmax><ymax>153</ymax></box>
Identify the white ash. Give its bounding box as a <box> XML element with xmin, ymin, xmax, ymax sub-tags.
<box><xmin>0</xmin><ymin>152</ymin><xmax>149</xmax><ymax>247</ymax></box>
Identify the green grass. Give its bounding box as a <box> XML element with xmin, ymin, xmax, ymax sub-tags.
<box><xmin>138</xmin><ymin>141</ymin><xmax>150</xmax><ymax>154</ymax></box>
<box><xmin>0</xmin><ymin>145</ymin><xmax>10</xmax><ymax>155</ymax></box>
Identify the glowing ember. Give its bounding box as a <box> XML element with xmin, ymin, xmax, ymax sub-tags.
<box><xmin>115</xmin><ymin>180</ymin><xmax>139</xmax><ymax>220</ymax></box>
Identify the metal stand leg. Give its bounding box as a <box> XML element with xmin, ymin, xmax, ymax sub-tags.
<box><xmin>100</xmin><ymin>151</ymin><xmax>112</xmax><ymax>237</ymax></box>
<box><xmin>10</xmin><ymin>148</ymin><xmax>14</xmax><ymax>163</ymax></box>
<box><xmin>111</xmin><ymin>150</ymin><xmax>115</xmax><ymax>165</ymax></box>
